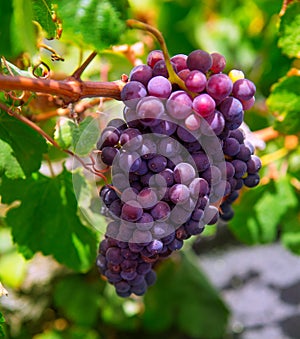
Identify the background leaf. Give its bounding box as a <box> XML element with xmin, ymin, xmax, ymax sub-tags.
<box><xmin>55</xmin><ymin>0</ymin><xmax>129</xmax><ymax>50</ymax></box>
<box><xmin>0</xmin><ymin>170</ymin><xmax>98</xmax><ymax>272</ymax></box>
<box><xmin>230</xmin><ymin>177</ymin><xmax>297</xmax><ymax>244</ymax></box>
<box><xmin>54</xmin><ymin>275</ymin><xmax>100</xmax><ymax>327</ymax></box>
<box><xmin>143</xmin><ymin>252</ymin><xmax>229</xmax><ymax>339</ymax></box>
<box><xmin>266</xmin><ymin>76</ymin><xmax>300</xmax><ymax>134</ymax></box>
<box><xmin>32</xmin><ymin>0</ymin><xmax>58</xmax><ymax>39</ymax></box>
<box><xmin>278</xmin><ymin>2</ymin><xmax>300</xmax><ymax>58</ymax></box>
<box><xmin>0</xmin><ymin>312</ymin><xmax>5</xmax><ymax>338</ymax></box>
<box><xmin>0</xmin><ymin>110</ymin><xmax>47</xmax><ymax>177</ymax></box>
<box><xmin>54</xmin><ymin>117</ymin><xmax>100</xmax><ymax>156</ymax></box>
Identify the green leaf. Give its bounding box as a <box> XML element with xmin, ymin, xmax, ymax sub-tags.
<box><xmin>54</xmin><ymin>275</ymin><xmax>100</xmax><ymax>326</ymax></box>
<box><xmin>0</xmin><ymin>139</ymin><xmax>25</xmax><ymax>179</ymax></box>
<box><xmin>72</xmin><ymin>170</ymin><xmax>106</xmax><ymax>234</ymax></box>
<box><xmin>143</xmin><ymin>252</ymin><xmax>229</xmax><ymax>339</ymax></box>
<box><xmin>281</xmin><ymin>211</ymin><xmax>300</xmax><ymax>255</ymax></box>
<box><xmin>230</xmin><ymin>177</ymin><xmax>297</xmax><ymax>244</ymax></box>
<box><xmin>11</xmin><ymin>0</ymin><xmax>36</xmax><ymax>57</ymax></box>
<box><xmin>0</xmin><ymin>312</ymin><xmax>5</xmax><ymax>338</ymax></box>
<box><xmin>0</xmin><ymin>110</ymin><xmax>47</xmax><ymax>177</ymax></box>
<box><xmin>0</xmin><ymin>170</ymin><xmax>98</xmax><ymax>272</ymax></box>
<box><xmin>278</xmin><ymin>2</ymin><xmax>300</xmax><ymax>58</ymax></box>
<box><xmin>266</xmin><ymin>76</ymin><xmax>300</xmax><ymax>134</ymax></box>
<box><xmin>0</xmin><ymin>1</ymin><xmax>14</xmax><ymax>57</ymax></box>
<box><xmin>32</xmin><ymin>0</ymin><xmax>58</xmax><ymax>39</ymax></box>
<box><xmin>55</xmin><ymin>0</ymin><xmax>129</xmax><ymax>50</ymax></box>
<box><xmin>54</xmin><ymin>117</ymin><xmax>100</xmax><ymax>156</ymax></box>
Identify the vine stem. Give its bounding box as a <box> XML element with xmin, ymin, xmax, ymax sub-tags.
<box><xmin>0</xmin><ymin>74</ymin><xmax>124</xmax><ymax>103</ymax></box>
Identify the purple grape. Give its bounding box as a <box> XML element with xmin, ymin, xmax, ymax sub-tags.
<box><xmin>158</xmin><ymin>137</ymin><xmax>181</xmax><ymax>157</ymax></box>
<box><xmin>150</xmin><ymin>119</ymin><xmax>177</xmax><ymax>136</ymax></box>
<box><xmin>223</xmin><ymin>137</ymin><xmax>241</xmax><ymax>156</ymax></box>
<box><xmin>154</xmin><ymin>168</ymin><xmax>174</xmax><ymax>187</ymax></box>
<box><xmin>232</xmin><ymin>79</ymin><xmax>256</xmax><ymax>101</ymax></box>
<box><xmin>219</xmin><ymin>97</ymin><xmax>243</xmax><ymax>122</ymax></box>
<box><xmin>121</xmin><ymin>200</ymin><xmax>143</xmax><ymax>222</ymax></box>
<box><xmin>169</xmin><ymin>184</ymin><xmax>190</xmax><ymax>204</ymax></box>
<box><xmin>145</xmin><ymin>270</ymin><xmax>157</xmax><ymax>286</ymax></box>
<box><xmin>97</xmin><ymin>126</ymin><xmax>120</xmax><ymax>149</ymax></box>
<box><xmin>121</xmin><ymin>81</ymin><xmax>147</xmax><ymax>108</ymax></box>
<box><xmin>153</xmin><ymin>59</ymin><xmax>177</xmax><ymax>78</ymax></box>
<box><xmin>243</xmin><ymin>173</ymin><xmax>260</xmax><ymax>187</ymax></box>
<box><xmin>185</xmin><ymin>70</ymin><xmax>207</xmax><ymax>92</ymax></box>
<box><xmin>170</xmin><ymin>54</ymin><xmax>188</xmax><ymax>72</ymax></box>
<box><xmin>205</xmin><ymin>110</ymin><xmax>225</xmax><ymax>135</ymax></box>
<box><xmin>232</xmin><ymin>159</ymin><xmax>247</xmax><ymax>178</ymax></box>
<box><xmin>118</xmin><ymin>151</ymin><xmax>141</xmax><ymax>173</ymax></box>
<box><xmin>189</xmin><ymin>178</ymin><xmax>209</xmax><ymax>198</ymax></box>
<box><xmin>137</xmin><ymin>188</ymin><xmax>158</xmax><ymax>209</ymax></box>
<box><xmin>148</xmin><ymin>155</ymin><xmax>167</xmax><ymax>173</ymax></box>
<box><xmin>184</xmin><ymin>113</ymin><xmax>201</xmax><ymax>131</ymax></box>
<box><xmin>129</xmin><ymin>64</ymin><xmax>153</xmax><ymax>86</ymax></box>
<box><xmin>147</xmin><ymin>50</ymin><xmax>164</xmax><ymax>68</ymax></box>
<box><xmin>136</xmin><ymin>213</ymin><xmax>154</xmax><ymax>231</ymax></box>
<box><xmin>132</xmin><ymin>229</ymin><xmax>152</xmax><ymax>244</ymax></box>
<box><xmin>147</xmin><ymin>239</ymin><xmax>163</xmax><ymax>254</ymax></box>
<box><xmin>147</xmin><ymin>76</ymin><xmax>172</xmax><ymax>98</ymax></box>
<box><xmin>193</xmin><ymin>93</ymin><xmax>216</xmax><ymax>118</ymax></box>
<box><xmin>210</xmin><ymin>52</ymin><xmax>226</xmax><ymax>73</ymax></box>
<box><xmin>247</xmin><ymin>155</ymin><xmax>262</xmax><ymax>174</ymax></box>
<box><xmin>191</xmin><ymin>151</ymin><xmax>210</xmax><ymax>172</ymax></box>
<box><xmin>173</xmin><ymin>163</ymin><xmax>196</xmax><ymax>185</ymax></box>
<box><xmin>166</xmin><ymin>90</ymin><xmax>193</xmax><ymax>119</ymax></box>
<box><xmin>120</xmin><ymin>128</ymin><xmax>143</xmax><ymax>150</ymax></box>
<box><xmin>150</xmin><ymin>201</ymin><xmax>171</xmax><ymax>221</ymax></box>
<box><xmin>136</xmin><ymin>96</ymin><xmax>165</xmax><ymax>125</ymax></box>
<box><xmin>106</xmin><ymin>247</ymin><xmax>123</xmax><ymax>265</ymax></box>
<box><xmin>186</xmin><ymin>49</ymin><xmax>213</xmax><ymax>73</ymax></box>
<box><xmin>100</xmin><ymin>147</ymin><xmax>119</xmax><ymax>166</ymax></box>
<box><xmin>206</xmin><ymin>74</ymin><xmax>233</xmax><ymax>101</ymax></box>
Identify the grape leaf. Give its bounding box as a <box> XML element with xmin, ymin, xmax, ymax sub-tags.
<box><xmin>54</xmin><ymin>275</ymin><xmax>100</xmax><ymax>326</ymax></box>
<box><xmin>54</xmin><ymin>0</ymin><xmax>129</xmax><ymax>50</ymax></box>
<box><xmin>143</xmin><ymin>252</ymin><xmax>229</xmax><ymax>338</ymax></box>
<box><xmin>11</xmin><ymin>0</ymin><xmax>36</xmax><ymax>57</ymax></box>
<box><xmin>266</xmin><ymin>76</ymin><xmax>300</xmax><ymax>134</ymax></box>
<box><xmin>0</xmin><ymin>1</ymin><xmax>13</xmax><ymax>57</ymax></box>
<box><xmin>54</xmin><ymin>116</ymin><xmax>100</xmax><ymax>156</ymax></box>
<box><xmin>0</xmin><ymin>139</ymin><xmax>25</xmax><ymax>179</ymax></box>
<box><xmin>278</xmin><ymin>2</ymin><xmax>300</xmax><ymax>58</ymax></box>
<box><xmin>0</xmin><ymin>110</ymin><xmax>47</xmax><ymax>177</ymax></box>
<box><xmin>230</xmin><ymin>177</ymin><xmax>297</xmax><ymax>244</ymax></box>
<box><xmin>281</xmin><ymin>211</ymin><xmax>300</xmax><ymax>255</ymax></box>
<box><xmin>0</xmin><ymin>169</ymin><xmax>98</xmax><ymax>272</ymax></box>
<box><xmin>0</xmin><ymin>312</ymin><xmax>5</xmax><ymax>338</ymax></box>
<box><xmin>32</xmin><ymin>0</ymin><xmax>58</xmax><ymax>39</ymax></box>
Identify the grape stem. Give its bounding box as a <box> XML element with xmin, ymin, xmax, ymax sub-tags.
<box><xmin>126</xmin><ymin>19</ymin><xmax>194</xmax><ymax>96</ymax></box>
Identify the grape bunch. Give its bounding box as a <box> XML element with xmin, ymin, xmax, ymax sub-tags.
<box><xmin>95</xmin><ymin>49</ymin><xmax>261</xmax><ymax>297</ymax></box>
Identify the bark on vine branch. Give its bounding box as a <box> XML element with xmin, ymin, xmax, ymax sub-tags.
<box><xmin>0</xmin><ymin>74</ymin><xmax>124</xmax><ymax>104</ymax></box>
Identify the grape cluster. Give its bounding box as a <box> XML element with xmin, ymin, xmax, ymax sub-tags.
<box><xmin>95</xmin><ymin>49</ymin><xmax>261</xmax><ymax>297</ymax></box>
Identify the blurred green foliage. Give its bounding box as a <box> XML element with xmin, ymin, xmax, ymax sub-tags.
<box><xmin>1</xmin><ymin>0</ymin><xmax>300</xmax><ymax>338</ymax></box>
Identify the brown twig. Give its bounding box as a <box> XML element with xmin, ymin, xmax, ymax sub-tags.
<box><xmin>72</xmin><ymin>51</ymin><xmax>97</xmax><ymax>79</ymax></box>
<box><xmin>252</xmin><ymin>126</ymin><xmax>279</xmax><ymax>142</ymax></box>
<box><xmin>0</xmin><ymin>74</ymin><xmax>124</xmax><ymax>103</ymax></box>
